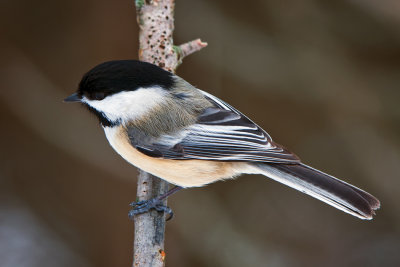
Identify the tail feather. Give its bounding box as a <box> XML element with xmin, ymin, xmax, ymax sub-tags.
<box><xmin>253</xmin><ymin>163</ymin><xmax>380</xmax><ymax>220</ymax></box>
<box><xmin>303</xmin><ymin>165</ymin><xmax>381</xmax><ymax>210</ymax></box>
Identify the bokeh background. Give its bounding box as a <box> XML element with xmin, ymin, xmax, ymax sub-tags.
<box><xmin>1</xmin><ymin>0</ymin><xmax>400</xmax><ymax>266</ymax></box>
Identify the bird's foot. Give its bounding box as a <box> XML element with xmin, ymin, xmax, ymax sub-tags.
<box><xmin>128</xmin><ymin>186</ymin><xmax>182</xmax><ymax>221</ymax></box>
<box><xmin>129</xmin><ymin>198</ymin><xmax>174</xmax><ymax>221</ymax></box>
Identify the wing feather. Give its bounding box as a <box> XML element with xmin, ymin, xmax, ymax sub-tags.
<box><xmin>129</xmin><ymin>90</ymin><xmax>299</xmax><ymax>163</ymax></box>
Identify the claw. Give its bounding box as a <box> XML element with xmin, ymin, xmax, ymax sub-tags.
<box><xmin>129</xmin><ymin>200</ymin><xmax>145</xmax><ymax>207</ymax></box>
<box><xmin>154</xmin><ymin>204</ymin><xmax>174</xmax><ymax>221</ymax></box>
<box><xmin>128</xmin><ymin>198</ymin><xmax>174</xmax><ymax>221</ymax></box>
<box><xmin>128</xmin><ymin>186</ymin><xmax>182</xmax><ymax>221</ymax></box>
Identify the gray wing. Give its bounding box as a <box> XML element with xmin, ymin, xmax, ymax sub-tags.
<box><xmin>130</xmin><ymin>90</ymin><xmax>300</xmax><ymax>163</ymax></box>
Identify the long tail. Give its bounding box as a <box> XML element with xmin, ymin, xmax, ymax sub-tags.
<box><xmin>252</xmin><ymin>163</ymin><xmax>380</xmax><ymax>220</ymax></box>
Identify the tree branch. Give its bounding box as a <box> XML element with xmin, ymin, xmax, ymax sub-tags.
<box><xmin>175</xmin><ymin>39</ymin><xmax>208</xmax><ymax>65</ymax></box>
<box><xmin>133</xmin><ymin>0</ymin><xmax>206</xmax><ymax>266</ymax></box>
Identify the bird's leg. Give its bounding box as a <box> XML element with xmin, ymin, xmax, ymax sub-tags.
<box><xmin>129</xmin><ymin>186</ymin><xmax>182</xmax><ymax>221</ymax></box>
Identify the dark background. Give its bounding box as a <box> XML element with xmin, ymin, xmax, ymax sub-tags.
<box><xmin>1</xmin><ymin>0</ymin><xmax>399</xmax><ymax>266</ymax></box>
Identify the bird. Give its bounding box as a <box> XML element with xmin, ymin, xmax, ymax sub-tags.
<box><xmin>64</xmin><ymin>60</ymin><xmax>380</xmax><ymax>220</ymax></box>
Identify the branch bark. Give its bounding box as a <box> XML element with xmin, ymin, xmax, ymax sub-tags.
<box><xmin>133</xmin><ymin>1</ymin><xmax>207</xmax><ymax>266</ymax></box>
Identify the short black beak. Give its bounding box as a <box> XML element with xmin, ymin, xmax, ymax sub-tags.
<box><xmin>63</xmin><ymin>93</ymin><xmax>81</xmax><ymax>103</ymax></box>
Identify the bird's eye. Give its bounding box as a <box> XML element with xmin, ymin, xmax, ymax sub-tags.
<box><xmin>93</xmin><ymin>92</ymin><xmax>106</xmax><ymax>100</ymax></box>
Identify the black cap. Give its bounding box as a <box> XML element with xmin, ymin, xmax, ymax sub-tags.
<box><xmin>77</xmin><ymin>60</ymin><xmax>174</xmax><ymax>100</ymax></box>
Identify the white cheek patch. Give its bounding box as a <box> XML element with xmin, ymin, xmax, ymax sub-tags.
<box><xmin>83</xmin><ymin>86</ymin><xmax>167</xmax><ymax>123</ymax></box>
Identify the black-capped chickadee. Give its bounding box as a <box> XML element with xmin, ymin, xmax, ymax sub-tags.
<box><xmin>65</xmin><ymin>60</ymin><xmax>380</xmax><ymax>220</ymax></box>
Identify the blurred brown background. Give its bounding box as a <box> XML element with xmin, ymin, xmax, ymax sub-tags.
<box><xmin>1</xmin><ymin>0</ymin><xmax>399</xmax><ymax>266</ymax></box>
